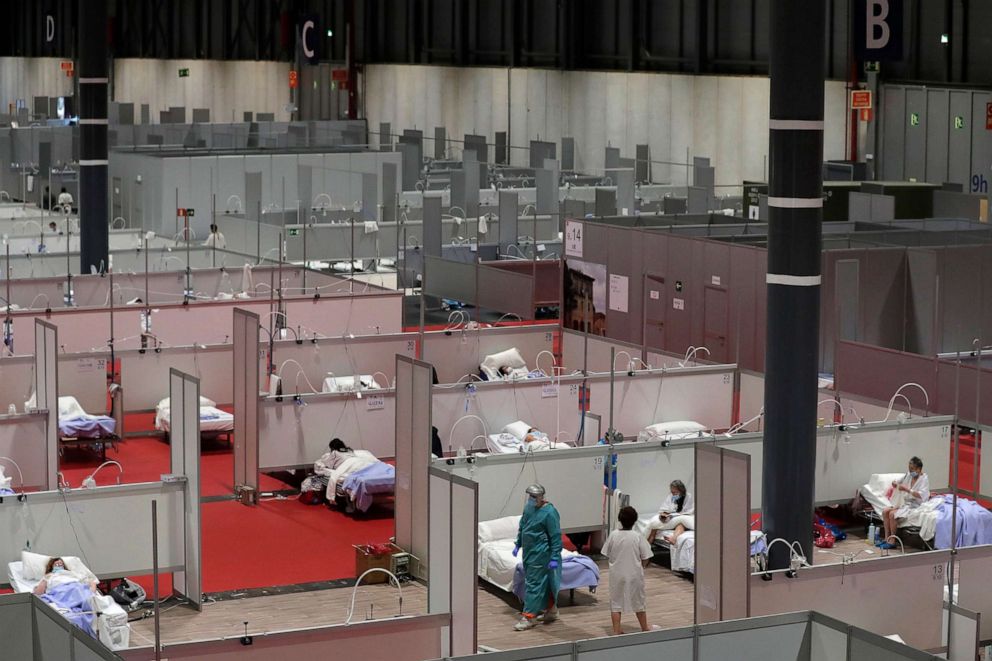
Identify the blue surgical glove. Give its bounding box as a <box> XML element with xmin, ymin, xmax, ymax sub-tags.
<box><xmin>512</xmin><ymin>545</ymin><xmax>520</xmax><ymax>557</ymax></box>
<box><xmin>548</xmin><ymin>559</ymin><xmax>559</xmax><ymax>570</ymax></box>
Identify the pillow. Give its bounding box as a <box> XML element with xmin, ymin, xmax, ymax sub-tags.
<box><xmin>641</xmin><ymin>420</ymin><xmax>706</xmax><ymax>438</ymax></box>
<box><xmin>58</xmin><ymin>396</ymin><xmax>86</xmax><ymax>419</ymax></box>
<box><xmin>21</xmin><ymin>550</ymin><xmax>50</xmax><ymax>581</ymax></box>
<box><xmin>480</xmin><ymin>348</ymin><xmax>527</xmax><ymax>380</ymax></box>
<box><xmin>478</xmin><ymin>516</ymin><xmax>522</xmax><ymax>545</ymax></box>
<box><xmin>157</xmin><ymin>395</ymin><xmax>216</xmax><ymax>410</ymax></box>
<box><xmin>502</xmin><ymin>421</ymin><xmax>532</xmax><ymax>441</ymax></box>
<box><xmin>63</xmin><ymin>556</ymin><xmax>98</xmax><ymax>584</ymax></box>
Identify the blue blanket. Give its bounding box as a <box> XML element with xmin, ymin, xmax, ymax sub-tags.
<box><xmin>59</xmin><ymin>415</ymin><xmax>115</xmax><ymax>438</ymax></box>
<box><xmin>342</xmin><ymin>462</ymin><xmax>395</xmax><ymax>512</ymax></box>
<box><xmin>512</xmin><ymin>554</ymin><xmax>600</xmax><ymax>601</ymax></box>
<box><xmin>39</xmin><ymin>581</ymin><xmax>97</xmax><ymax>638</ymax></box>
<box><xmin>934</xmin><ymin>495</ymin><xmax>992</xmax><ymax>549</ymax></box>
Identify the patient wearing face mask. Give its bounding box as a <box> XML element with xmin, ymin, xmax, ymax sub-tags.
<box><xmin>33</xmin><ymin>557</ymin><xmax>98</xmax><ymax>595</ymax></box>
<box><xmin>878</xmin><ymin>456</ymin><xmax>930</xmax><ymax>550</ymax></box>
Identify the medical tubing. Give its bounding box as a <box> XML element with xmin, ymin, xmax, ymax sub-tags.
<box><xmin>345</xmin><ymin>568</ymin><xmax>403</xmax><ymax>625</ymax></box>
<box><xmin>448</xmin><ymin>415</ymin><xmax>490</xmax><ymax>452</ymax></box>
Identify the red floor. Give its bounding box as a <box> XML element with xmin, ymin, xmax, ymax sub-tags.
<box><xmin>56</xmin><ymin>413</ymin><xmax>396</xmax><ymax>596</ymax></box>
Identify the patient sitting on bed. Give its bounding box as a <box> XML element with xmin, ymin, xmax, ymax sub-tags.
<box><xmin>879</xmin><ymin>456</ymin><xmax>930</xmax><ymax>550</ymax></box>
<box><xmin>33</xmin><ymin>557</ymin><xmax>98</xmax><ymax>596</ymax></box>
<box><xmin>646</xmin><ymin>480</ymin><xmax>695</xmax><ymax>545</ymax></box>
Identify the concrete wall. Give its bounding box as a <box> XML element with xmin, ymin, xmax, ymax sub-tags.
<box><xmin>363</xmin><ymin>65</ymin><xmax>849</xmax><ymax>190</ymax></box>
<box><xmin>0</xmin><ymin>57</ymin><xmax>291</xmax><ymax>123</ymax></box>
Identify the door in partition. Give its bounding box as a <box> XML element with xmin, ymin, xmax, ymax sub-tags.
<box><xmin>642</xmin><ymin>274</ymin><xmax>667</xmax><ymax>350</ymax></box>
<box><xmin>703</xmin><ymin>285</ymin><xmax>729</xmax><ymax>363</ymax></box>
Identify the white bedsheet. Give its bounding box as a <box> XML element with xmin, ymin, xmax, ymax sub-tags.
<box><xmin>859</xmin><ymin>473</ymin><xmax>938</xmax><ymax>540</ymax></box>
<box><xmin>326</xmin><ymin>450</ymin><xmax>380</xmax><ymax>498</ymax></box>
<box><xmin>477</xmin><ymin>539</ymin><xmax>580</xmax><ymax>591</ymax></box>
<box><xmin>485</xmin><ymin>432</ymin><xmax>571</xmax><ymax>454</ymax></box>
<box><xmin>7</xmin><ymin>561</ymin><xmax>130</xmax><ymax>650</ymax></box>
<box><xmin>155</xmin><ymin>396</ymin><xmax>233</xmax><ymax>433</ymax></box>
<box><xmin>636</xmin><ymin>420</ymin><xmax>706</xmax><ymax>443</ymax></box>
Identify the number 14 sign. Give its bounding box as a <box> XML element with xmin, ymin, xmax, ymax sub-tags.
<box><xmin>565</xmin><ymin>220</ymin><xmax>583</xmax><ymax>258</ymax></box>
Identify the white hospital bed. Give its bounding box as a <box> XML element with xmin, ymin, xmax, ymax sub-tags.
<box><xmin>7</xmin><ymin>555</ymin><xmax>130</xmax><ymax>651</ymax></box>
<box><xmin>859</xmin><ymin>472</ymin><xmax>936</xmax><ymax>544</ymax></box>
<box><xmin>636</xmin><ymin>420</ymin><xmax>707</xmax><ymax>443</ymax></box>
<box><xmin>321</xmin><ymin>375</ymin><xmax>384</xmax><ymax>394</ymax></box>
<box><xmin>480</xmin><ymin>347</ymin><xmax>536</xmax><ymax>381</ymax></box>
<box><xmin>484</xmin><ymin>420</ymin><xmax>573</xmax><ymax>454</ymax></box>
<box><xmin>155</xmin><ymin>395</ymin><xmax>234</xmax><ymax>443</ymax></box>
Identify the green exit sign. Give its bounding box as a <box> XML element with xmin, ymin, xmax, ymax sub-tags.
<box><xmin>954</xmin><ymin>116</ymin><xmax>965</xmax><ymax>130</ymax></box>
<box><xmin>288</xmin><ymin>228</ymin><xmax>300</xmax><ymax>237</ymax></box>
<box><xmin>178</xmin><ymin>68</ymin><xmax>190</xmax><ymax>78</ymax></box>
<box><xmin>910</xmin><ymin>112</ymin><xmax>920</xmax><ymax>126</ymax></box>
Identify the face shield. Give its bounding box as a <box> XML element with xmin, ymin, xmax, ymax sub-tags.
<box><xmin>524</xmin><ymin>483</ymin><xmax>546</xmax><ymax>508</ymax></box>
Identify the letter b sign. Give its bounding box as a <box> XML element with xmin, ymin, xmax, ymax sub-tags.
<box><xmin>855</xmin><ymin>0</ymin><xmax>903</xmax><ymax>61</ymax></box>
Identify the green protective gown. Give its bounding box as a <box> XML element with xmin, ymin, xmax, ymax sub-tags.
<box><xmin>515</xmin><ymin>500</ymin><xmax>563</xmax><ymax>617</ymax></box>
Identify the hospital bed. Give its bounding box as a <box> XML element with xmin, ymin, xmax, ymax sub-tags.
<box><xmin>327</xmin><ymin>450</ymin><xmax>395</xmax><ymax>513</ymax></box>
<box><xmin>477</xmin><ymin>516</ymin><xmax>600</xmax><ymax>602</ymax></box>
<box><xmin>155</xmin><ymin>395</ymin><xmax>234</xmax><ymax>445</ymax></box>
<box><xmin>859</xmin><ymin>473</ymin><xmax>992</xmax><ymax>550</ymax></box>
<box><xmin>57</xmin><ymin>394</ymin><xmax>122</xmax><ymax>462</ymax></box>
<box><xmin>484</xmin><ymin>420</ymin><xmax>574</xmax><ymax>454</ymax></box>
<box><xmin>321</xmin><ymin>374</ymin><xmax>384</xmax><ymax>394</ymax></box>
<box><xmin>7</xmin><ymin>552</ymin><xmax>130</xmax><ymax>651</ymax></box>
<box><xmin>635</xmin><ymin>420</ymin><xmax>708</xmax><ymax>443</ymax></box>
<box><xmin>480</xmin><ymin>347</ymin><xmax>543</xmax><ymax>381</ymax></box>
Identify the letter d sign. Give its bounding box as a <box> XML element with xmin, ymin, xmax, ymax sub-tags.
<box><xmin>855</xmin><ymin>0</ymin><xmax>902</xmax><ymax>61</ymax></box>
<box><xmin>46</xmin><ymin>15</ymin><xmax>55</xmax><ymax>42</ymax></box>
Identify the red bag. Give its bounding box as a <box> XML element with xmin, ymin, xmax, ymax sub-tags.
<box><xmin>298</xmin><ymin>490</ymin><xmax>324</xmax><ymax>505</ymax></box>
<box><xmin>813</xmin><ymin>522</ymin><xmax>835</xmax><ymax>548</ymax></box>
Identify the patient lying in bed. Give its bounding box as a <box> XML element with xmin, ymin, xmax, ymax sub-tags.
<box><xmin>32</xmin><ymin>557</ymin><xmax>100</xmax><ymax>638</ymax></box>
<box><xmin>485</xmin><ymin>421</ymin><xmax>567</xmax><ymax>454</ymax></box>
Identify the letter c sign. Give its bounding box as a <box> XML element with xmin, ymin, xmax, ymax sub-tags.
<box><xmin>301</xmin><ymin>15</ymin><xmax>320</xmax><ymax>64</ymax></box>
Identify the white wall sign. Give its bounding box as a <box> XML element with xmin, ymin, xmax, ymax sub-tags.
<box><xmin>649</xmin><ymin>290</ymin><xmax>660</xmax><ymax>300</ymax></box>
<box><xmin>541</xmin><ymin>383</ymin><xmax>558</xmax><ymax>399</ymax></box>
<box><xmin>366</xmin><ymin>394</ymin><xmax>385</xmax><ymax>411</ymax></box>
<box><xmin>564</xmin><ymin>220</ymin><xmax>583</xmax><ymax>258</ymax></box>
<box><xmin>673</xmin><ymin>298</ymin><xmax>685</xmax><ymax>311</ymax></box>
<box><xmin>608</xmin><ymin>274</ymin><xmax>629</xmax><ymax>313</ymax></box>
<box><xmin>711</xmin><ymin>275</ymin><xmax>721</xmax><ymax>286</ymax></box>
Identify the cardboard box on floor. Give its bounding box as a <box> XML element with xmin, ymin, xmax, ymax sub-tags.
<box><xmin>354</xmin><ymin>543</ymin><xmax>402</xmax><ymax>583</ymax></box>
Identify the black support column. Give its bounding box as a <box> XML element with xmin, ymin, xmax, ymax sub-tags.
<box><xmin>77</xmin><ymin>0</ymin><xmax>109</xmax><ymax>274</ymax></box>
<box><xmin>762</xmin><ymin>0</ymin><xmax>825</xmax><ymax>568</ymax></box>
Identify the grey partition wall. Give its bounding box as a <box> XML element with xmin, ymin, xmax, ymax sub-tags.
<box><xmin>395</xmin><ymin>355</ymin><xmax>434</xmax><ymax>579</ymax></box>
<box><xmin>695</xmin><ymin>444</ymin><xmax>750</xmax><ymax>624</ymax></box>
<box><xmin>233</xmin><ymin>308</ymin><xmax>260</xmax><ymax>498</ymax></box>
<box><xmin>168</xmin><ymin>369</ymin><xmax>203</xmax><ymax>610</ymax></box>
<box><xmin>0</xmin><ymin>593</ymin><xmax>121</xmax><ymax>661</ymax></box>
<box><xmin>34</xmin><ymin>320</ymin><xmax>58</xmax><ymax>490</ymax></box>
<box><xmin>423</xmin><ymin>195</ymin><xmax>443</xmax><ymax>257</ymax></box>
<box><xmin>428</xmin><ymin>468</ymin><xmax>479</xmax><ymax>658</ymax></box>
<box><xmin>498</xmin><ymin>190</ymin><xmax>519</xmax><ymax>253</ymax></box>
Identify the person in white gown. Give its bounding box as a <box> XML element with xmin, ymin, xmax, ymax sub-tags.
<box><xmin>646</xmin><ymin>479</ymin><xmax>695</xmax><ymax>544</ymax></box>
<box><xmin>602</xmin><ymin>506</ymin><xmax>654</xmax><ymax>635</ymax></box>
<box><xmin>880</xmin><ymin>456</ymin><xmax>930</xmax><ymax>549</ymax></box>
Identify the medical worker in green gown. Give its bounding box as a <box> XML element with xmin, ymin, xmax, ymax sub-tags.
<box><xmin>512</xmin><ymin>483</ymin><xmax>563</xmax><ymax>631</ymax></box>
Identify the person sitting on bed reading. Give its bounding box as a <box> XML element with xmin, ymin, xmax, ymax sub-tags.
<box><xmin>879</xmin><ymin>456</ymin><xmax>930</xmax><ymax>550</ymax></box>
<box><xmin>646</xmin><ymin>480</ymin><xmax>695</xmax><ymax>545</ymax></box>
<box><xmin>33</xmin><ymin>557</ymin><xmax>97</xmax><ymax>595</ymax></box>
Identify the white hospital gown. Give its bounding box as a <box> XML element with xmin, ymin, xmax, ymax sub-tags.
<box><xmin>893</xmin><ymin>472</ymin><xmax>930</xmax><ymax>518</ymax></box>
<box><xmin>602</xmin><ymin>530</ymin><xmax>653</xmax><ymax>613</ymax></box>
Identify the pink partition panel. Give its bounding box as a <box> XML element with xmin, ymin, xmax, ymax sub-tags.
<box><xmin>835</xmin><ymin>341</ymin><xmax>937</xmax><ymax>410</ymax></box>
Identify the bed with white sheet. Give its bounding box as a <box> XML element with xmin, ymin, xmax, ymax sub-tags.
<box><xmin>155</xmin><ymin>395</ymin><xmax>234</xmax><ymax>443</ymax></box>
<box><xmin>480</xmin><ymin>348</ymin><xmax>543</xmax><ymax>382</ymax></box>
<box><xmin>56</xmin><ymin>395</ymin><xmax>121</xmax><ymax>461</ymax></box>
<box><xmin>321</xmin><ymin>375</ymin><xmax>384</xmax><ymax>394</ymax></box>
<box><xmin>859</xmin><ymin>473</ymin><xmax>992</xmax><ymax>549</ymax></box>
<box><xmin>636</xmin><ymin>420</ymin><xmax>707</xmax><ymax>443</ymax></box>
<box><xmin>327</xmin><ymin>450</ymin><xmax>394</xmax><ymax>513</ymax></box>
<box><xmin>484</xmin><ymin>421</ymin><xmax>573</xmax><ymax>454</ymax></box>
<box><xmin>477</xmin><ymin>516</ymin><xmax>599</xmax><ymax>599</ymax></box>
<box><xmin>7</xmin><ymin>552</ymin><xmax>130</xmax><ymax>651</ymax></box>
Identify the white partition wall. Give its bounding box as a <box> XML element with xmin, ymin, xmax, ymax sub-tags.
<box><xmin>423</xmin><ymin>325</ymin><xmax>556</xmax><ymax>384</ymax></box>
<box><xmin>944</xmin><ymin>604</ymin><xmax>980</xmax><ymax>661</ymax></box>
<box><xmin>258</xmin><ymin>392</ymin><xmax>397</xmax><ymax>468</ymax></box>
<box><xmin>33</xmin><ymin>320</ymin><xmax>58</xmax><ymax>490</ymax></box>
<box><xmin>738</xmin><ymin>371</ymin><xmax>764</xmax><ymax>431</ymax></box>
<box><xmin>613</xmin><ymin>440</ymin><xmax>696</xmax><ymax>518</ymax></box>
<box><xmin>0</xmin><ymin>413</ymin><xmax>48</xmax><ymax>490</ymax></box>
<box><xmin>233</xmin><ymin>308</ymin><xmax>260</xmax><ymax>496</ymax></box>
<box><xmin>428</xmin><ymin>467</ymin><xmax>479</xmax><ymax>657</ymax></box>
<box><xmin>441</xmin><ymin>446</ymin><xmax>609</xmax><ymax>531</ymax></box>
<box><xmin>394</xmin><ymin>356</ymin><xmax>434</xmax><ymax>578</ymax></box>
<box><xmin>168</xmin><ymin>369</ymin><xmax>203</xmax><ymax>609</ymax></box>
<box><xmin>750</xmin><ymin>550</ymin><xmax>951</xmax><ymax>651</ymax></box>
<box><xmin>954</xmin><ymin>545</ymin><xmax>992</xmax><ymax>642</ymax></box>
<box><xmin>561</xmin><ymin>329</ymin><xmax>645</xmax><ymax>374</ymax></box>
<box><xmin>271</xmin><ymin>333</ymin><xmax>417</xmax><ymax>392</ymax></box>
<box><xmin>0</xmin><ymin>481</ymin><xmax>186</xmax><ymax>578</ymax></box>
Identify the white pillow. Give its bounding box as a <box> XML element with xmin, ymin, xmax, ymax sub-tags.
<box><xmin>480</xmin><ymin>348</ymin><xmax>527</xmax><ymax>380</ymax></box>
<box><xmin>157</xmin><ymin>395</ymin><xmax>216</xmax><ymax>410</ymax></box>
<box><xmin>58</xmin><ymin>396</ymin><xmax>87</xmax><ymax>418</ymax></box>
<box><xmin>502</xmin><ymin>421</ymin><xmax>532</xmax><ymax>441</ymax></box>
<box><xmin>21</xmin><ymin>550</ymin><xmax>50</xmax><ymax>580</ymax></box>
<box><xmin>641</xmin><ymin>420</ymin><xmax>706</xmax><ymax>438</ymax></box>
<box><xmin>63</xmin><ymin>556</ymin><xmax>98</xmax><ymax>584</ymax></box>
<box><xmin>478</xmin><ymin>516</ymin><xmax>522</xmax><ymax>545</ymax></box>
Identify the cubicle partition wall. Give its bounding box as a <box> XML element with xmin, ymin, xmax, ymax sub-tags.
<box><xmin>33</xmin><ymin>320</ymin><xmax>58</xmax><ymax>490</ymax></box>
<box><xmin>438</xmin><ymin>611</ymin><xmax>940</xmax><ymax>661</ymax></box>
<box><xmin>738</xmin><ymin>370</ymin><xmax>764</xmax><ymax>431</ymax></box>
<box><xmin>394</xmin><ymin>356</ymin><xmax>434</xmax><ymax>578</ymax></box>
<box><xmin>422</xmin><ymin>324</ymin><xmax>555</xmax><ymax>384</ymax></box>
<box><xmin>423</xmin><ymin>256</ymin><xmax>538</xmax><ymax>320</ymax></box>
<box><xmin>233</xmin><ymin>308</ymin><xmax>260</xmax><ymax>497</ymax></box>
<box><xmin>0</xmin><ymin>413</ymin><xmax>48</xmax><ymax>491</ymax></box>
<box><xmin>561</xmin><ymin>329</ymin><xmax>647</xmax><ymax>374</ymax></box>
<box><xmin>428</xmin><ymin>467</ymin><xmax>479</xmax><ymax>657</ymax></box>
<box><xmin>269</xmin><ymin>332</ymin><xmax>416</xmax><ymax>393</ymax></box>
<box><xmin>438</xmin><ymin>446</ymin><xmax>609</xmax><ymax>532</ymax></box>
<box><xmin>0</xmin><ymin>593</ymin><xmax>121</xmax><ymax>661</ymax></box>
<box><xmin>168</xmin><ymin>369</ymin><xmax>203</xmax><ymax>609</ymax></box>
<box><xmin>953</xmin><ymin>544</ymin><xmax>992</xmax><ymax>643</ymax></box>
<box><xmin>750</xmin><ymin>551</ymin><xmax>951</xmax><ymax>652</ymax></box>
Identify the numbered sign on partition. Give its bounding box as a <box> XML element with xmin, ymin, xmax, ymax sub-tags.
<box><xmin>366</xmin><ymin>394</ymin><xmax>385</xmax><ymax>411</ymax></box>
<box><xmin>541</xmin><ymin>383</ymin><xmax>558</xmax><ymax>399</ymax></box>
<box><xmin>565</xmin><ymin>220</ymin><xmax>583</xmax><ymax>258</ymax></box>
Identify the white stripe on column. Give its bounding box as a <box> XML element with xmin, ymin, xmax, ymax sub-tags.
<box><xmin>766</xmin><ymin>274</ymin><xmax>822</xmax><ymax>286</ymax></box>
<box><xmin>767</xmin><ymin>197</ymin><xmax>823</xmax><ymax>209</ymax></box>
<box><xmin>79</xmin><ymin>77</ymin><xmax>109</xmax><ymax>84</ymax></box>
<box><xmin>79</xmin><ymin>159</ymin><xmax>109</xmax><ymax>166</ymax></box>
<box><xmin>768</xmin><ymin>120</ymin><xmax>824</xmax><ymax>131</ymax></box>
<box><xmin>78</xmin><ymin>119</ymin><xmax>109</xmax><ymax>125</ymax></box>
